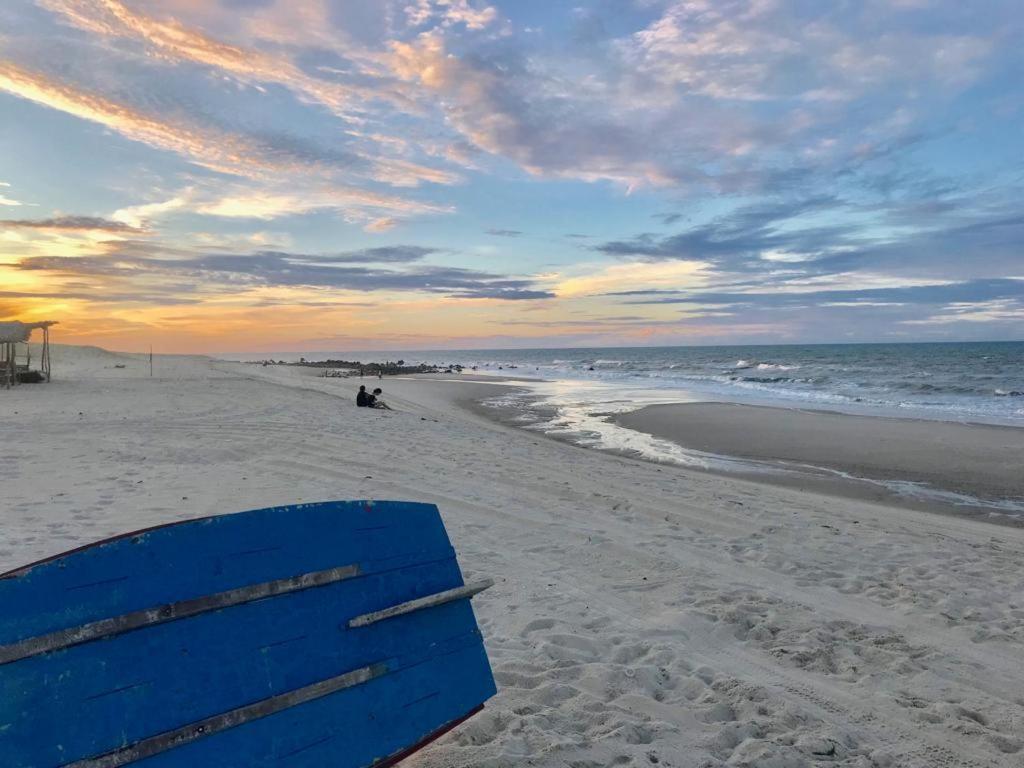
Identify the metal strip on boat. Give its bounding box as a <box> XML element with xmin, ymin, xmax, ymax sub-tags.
<box><xmin>0</xmin><ymin>564</ymin><xmax>361</xmax><ymax>666</ymax></box>
<box><xmin>62</xmin><ymin>662</ymin><xmax>389</xmax><ymax>768</ymax></box>
<box><xmin>348</xmin><ymin>579</ymin><xmax>494</xmax><ymax>629</ymax></box>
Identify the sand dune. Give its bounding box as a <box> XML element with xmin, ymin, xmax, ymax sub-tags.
<box><xmin>4</xmin><ymin>349</ymin><xmax>1024</xmax><ymax>766</ymax></box>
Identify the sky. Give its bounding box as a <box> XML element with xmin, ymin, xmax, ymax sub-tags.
<box><xmin>0</xmin><ymin>0</ymin><xmax>1021</xmax><ymax>353</ymax></box>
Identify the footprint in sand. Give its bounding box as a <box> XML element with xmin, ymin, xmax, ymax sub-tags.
<box><xmin>521</xmin><ymin>618</ymin><xmax>557</xmax><ymax>636</ymax></box>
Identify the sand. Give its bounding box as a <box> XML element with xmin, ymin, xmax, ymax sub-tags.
<box><xmin>5</xmin><ymin>345</ymin><xmax>1024</xmax><ymax>767</ymax></box>
<box><xmin>614</xmin><ymin>402</ymin><xmax>1024</xmax><ymax>514</ymax></box>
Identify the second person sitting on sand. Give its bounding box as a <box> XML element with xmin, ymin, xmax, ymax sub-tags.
<box><xmin>367</xmin><ymin>387</ymin><xmax>392</xmax><ymax>410</ymax></box>
<box><xmin>356</xmin><ymin>385</ymin><xmax>369</xmax><ymax>407</ymax></box>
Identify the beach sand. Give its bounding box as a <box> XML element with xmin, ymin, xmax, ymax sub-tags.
<box><xmin>614</xmin><ymin>402</ymin><xmax>1024</xmax><ymax>516</ymax></box>
<box><xmin>5</xmin><ymin>345</ymin><xmax>1024</xmax><ymax>766</ymax></box>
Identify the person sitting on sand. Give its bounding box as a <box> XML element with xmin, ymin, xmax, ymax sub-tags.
<box><xmin>356</xmin><ymin>385</ymin><xmax>369</xmax><ymax>407</ymax></box>
<box><xmin>368</xmin><ymin>387</ymin><xmax>392</xmax><ymax>410</ymax></box>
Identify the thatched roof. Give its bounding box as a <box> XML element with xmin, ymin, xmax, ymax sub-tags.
<box><xmin>0</xmin><ymin>321</ymin><xmax>57</xmax><ymax>343</ymax></box>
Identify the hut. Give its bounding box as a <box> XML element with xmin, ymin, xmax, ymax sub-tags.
<box><xmin>0</xmin><ymin>320</ymin><xmax>57</xmax><ymax>388</ymax></box>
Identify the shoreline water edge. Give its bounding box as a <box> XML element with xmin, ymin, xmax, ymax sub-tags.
<box><xmin>228</xmin><ymin>341</ymin><xmax>1024</xmax><ymax>521</ymax></box>
<box><xmin>409</xmin><ymin>342</ymin><xmax>1024</xmax><ymax>521</ymax></box>
<box><xmin>246</xmin><ymin>341</ymin><xmax>1024</xmax><ymax>425</ymax></box>
<box><xmin>462</xmin><ymin>380</ymin><xmax>1024</xmax><ymax>523</ymax></box>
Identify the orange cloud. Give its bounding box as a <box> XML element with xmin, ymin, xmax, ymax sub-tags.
<box><xmin>406</xmin><ymin>0</ymin><xmax>499</xmax><ymax>31</ymax></box>
<box><xmin>552</xmin><ymin>259</ymin><xmax>710</xmax><ymax>298</ymax></box>
<box><xmin>194</xmin><ymin>186</ymin><xmax>449</xmax><ymax>220</ymax></box>
<box><xmin>38</xmin><ymin>0</ymin><xmax>475</xmax><ymax>191</ymax></box>
<box><xmin>0</xmin><ymin>61</ymin><xmax>273</xmax><ymax>178</ymax></box>
<box><xmin>364</xmin><ymin>217</ymin><xmax>399</xmax><ymax>233</ymax></box>
<box><xmin>39</xmin><ymin>0</ymin><xmax>362</xmax><ymax>118</ymax></box>
<box><xmin>0</xmin><ymin>63</ymin><xmax>453</xmax><ymax>223</ymax></box>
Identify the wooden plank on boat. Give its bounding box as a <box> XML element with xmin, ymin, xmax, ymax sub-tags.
<box><xmin>0</xmin><ymin>564</ymin><xmax>361</xmax><ymax>665</ymax></box>
<box><xmin>65</xmin><ymin>663</ymin><xmax>388</xmax><ymax>768</ymax></box>
<box><xmin>349</xmin><ymin>579</ymin><xmax>494</xmax><ymax>628</ymax></box>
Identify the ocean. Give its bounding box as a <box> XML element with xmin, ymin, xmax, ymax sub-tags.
<box><xmin>407</xmin><ymin>341</ymin><xmax>1024</xmax><ymax>426</ymax></box>
<box><xmin>228</xmin><ymin>341</ymin><xmax>1024</xmax><ymax>513</ymax></box>
<box><xmin>400</xmin><ymin>341</ymin><xmax>1024</xmax><ymax>514</ymax></box>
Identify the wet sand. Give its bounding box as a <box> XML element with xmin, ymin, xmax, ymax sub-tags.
<box><xmin>614</xmin><ymin>402</ymin><xmax>1024</xmax><ymax>512</ymax></box>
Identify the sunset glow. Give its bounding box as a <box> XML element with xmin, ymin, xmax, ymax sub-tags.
<box><xmin>1</xmin><ymin>0</ymin><xmax>1021</xmax><ymax>353</ymax></box>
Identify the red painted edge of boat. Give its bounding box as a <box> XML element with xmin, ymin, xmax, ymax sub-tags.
<box><xmin>374</xmin><ymin>704</ymin><xmax>484</xmax><ymax>768</ymax></box>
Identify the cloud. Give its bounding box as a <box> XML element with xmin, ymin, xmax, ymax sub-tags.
<box><xmin>37</xmin><ymin>0</ymin><xmax>363</xmax><ymax>118</ymax></box>
<box><xmin>613</xmin><ymin>278</ymin><xmax>1024</xmax><ymax>341</ymax></box>
<box><xmin>602</xmin><ymin>289</ymin><xmax>688</xmax><ymax>297</ymax></box>
<box><xmin>16</xmin><ymin>243</ymin><xmax>554</xmax><ymax>301</ymax></box>
<box><xmin>591</xmin><ymin>193</ymin><xmax>1024</xmax><ymax>292</ymax></box>
<box><xmin>33</xmin><ymin>0</ymin><xmax>469</xmax><ymax>191</ymax></box>
<box><xmin>0</xmin><ymin>60</ymin><xmax>451</xmax><ymax>190</ymax></box>
<box><xmin>364</xmin><ymin>217</ymin><xmax>398</xmax><ymax>233</ymax></box>
<box><xmin>903</xmin><ymin>298</ymin><xmax>1024</xmax><ymax>325</ymax></box>
<box><xmin>579</xmin><ymin>187</ymin><xmax>1024</xmax><ymax>340</ymax></box>
<box><xmin>492</xmin><ymin>315</ymin><xmax>668</xmax><ymax>328</ymax></box>
<box><xmin>12</xmin><ymin>0</ymin><xmax>1015</xmax><ymax>210</ymax></box>
<box><xmin>381</xmin><ymin>1</ymin><xmax>1014</xmax><ymax>194</ymax></box>
<box><xmin>553</xmin><ymin>259</ymin><xmax>709</xmax><ymax>299</ymax></box>
<box><xmin>112</xmin><ymin>195</ymin><xmax>192</xmax><ymax>229</ymax></box>
<box><xmin>386</xmin><ymin>32</ymin><xmax>701</xmax><ymax>188</ymax></box>
<box><xmin>302</xmin><ymin>245</ymin><xmax>439</xmax><ymax>263</ymax></box>
<box><xmin>0</xmin><ymin>61</ymin><xmax>280</xmax><ymax>178</ymax></box>
<box><xmin>624</xmin><ymin>1</ymin><xmax>994</xmax><ymax>102</ymax></box>
<box><xmin>575</xmin><ymin>275</ymin><xmax>1024</xmax><ymax>343</ymax></box>
<box><xmin>0</xmin><ymin>62</ymin><xmax>456</xmax><ymax>223</ymax></box>
<box><xmin>0</xmin><ymin>215</ymin><xmax>144</xmax><ymax>233</ymax></box>
<box><xmin>619</xmin><ymin>278</ymin><xmax>1024</xmax><ymax>309</ymax></box>
<box><xmin>2</xmin><ymin>0</ymin><xmax>1020</xmax><ymax>346</ymax></box>
<box><xmin>383</xmin><ymin>33</ymin><xmax>727</xmax><ymax>189</ymax></box>
<box><xmin>624</xmin><ymin>0</ymin><xmax>801</xmax><ymax>102</ymax></box>
<box><xmin>593</xmin><ymin>196</ymin><xmax>852</xmax><ymax>271</ymax></box>
<box><xmin>193</xmin><ymin>185</ymin><xmax>449</xmax><ymax>221</ymax></box>
<box><xmin>0</xmin><ymin>288</ymin><xmax>202</xmax><ymax>305</ymax></box>
<box><xmin>0</xmin><ymin>181</ymin><xmax>24</xmax><ymax>207</ymax></box>
<box><xmin>406</xmin><ymin>0</ymin><xmax>499</xmax><ymax>31</ymax></box>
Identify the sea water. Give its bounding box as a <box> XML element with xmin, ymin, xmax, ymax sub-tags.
<box><xmin>412</xmin><ymin>341</ymin><xmax>1024</xmax><ymax>427</ymax></box>
<box><xmin>403</xmin><ymin>342</ymin><xmax>1024</xmax><ymax>514</ymax></box>
<box><xmin>232</xmin><ymin>341</ymin><xmax>1024</xmax><ymax>512</ymax></box>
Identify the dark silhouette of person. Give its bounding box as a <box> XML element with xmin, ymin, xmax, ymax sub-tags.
<box><xmin>369</xmin><ymin>387</ymin><xmax>392</xmax><ymax>410</ymax></box>
<box><xmin>356</xmin><ymin>385</ymin><xmax>369</xmax><ymax>407</ymax></box>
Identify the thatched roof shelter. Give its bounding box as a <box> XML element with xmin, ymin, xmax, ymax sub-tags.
<box><xmin>1</xmin><ymin>320</ymin><xmax>57</xmax><ymax>388</ymax></box>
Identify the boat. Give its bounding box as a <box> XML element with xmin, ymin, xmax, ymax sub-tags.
<box><xmin>0</xmin><ymin>500</ymin><xmax>496</xmax><ymax>767</ymax></box>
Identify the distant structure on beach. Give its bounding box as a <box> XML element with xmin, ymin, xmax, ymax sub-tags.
<box><xmin>0</xmin><ymin>320</ymin><xmax>57</xmax><ymax>388</ymax></box>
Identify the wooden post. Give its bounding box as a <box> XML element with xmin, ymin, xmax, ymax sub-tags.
<box><xmin>42</xmin><ymin>326</ymin><xmax>51</xmax><ymax>382</ymax></box>
<box><xmin>3</xmin><ymin>342</ymin><xmax>13</xmax><ymax>389</ymax></box>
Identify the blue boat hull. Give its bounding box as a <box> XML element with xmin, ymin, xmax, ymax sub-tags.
<box><xmin>0</xmin><ymin>500</ymin><xmax>497</xmax><ymax>767</ymax></box>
